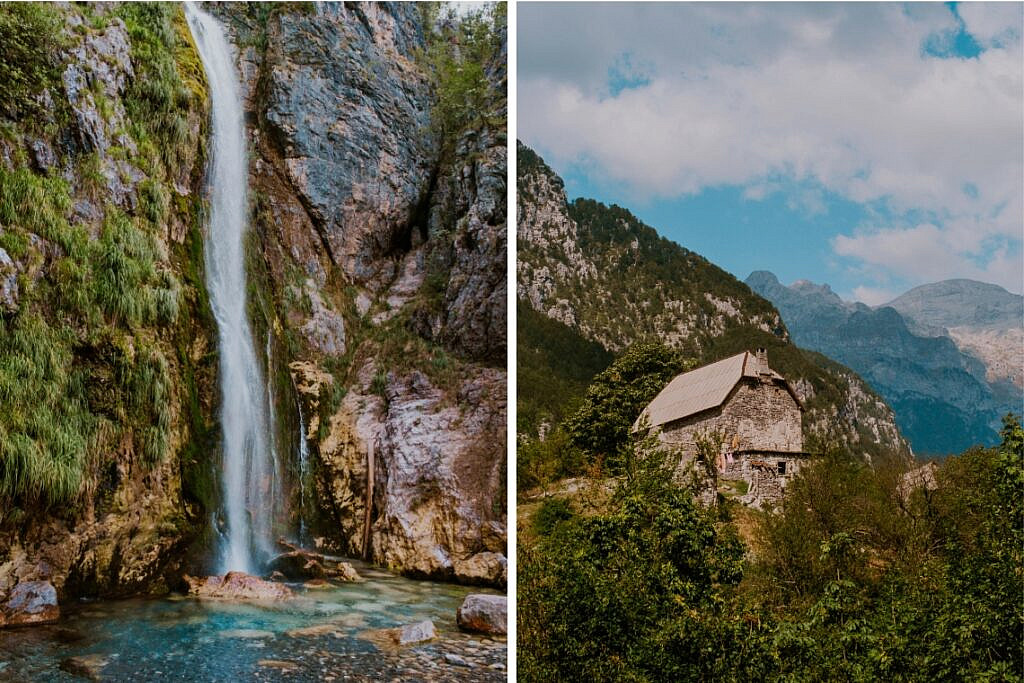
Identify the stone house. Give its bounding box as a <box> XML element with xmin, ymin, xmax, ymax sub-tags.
<box><xmin>635</xmin><ymin>348</ymin><xmax>808</xmax><ymax>507</ymax></box>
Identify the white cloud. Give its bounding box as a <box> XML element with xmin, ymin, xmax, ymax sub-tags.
<box><xmin>519</xmin><ymin>2</ymin><xmax>1023</xmax><ymax>293</ymax></box>
<box><xmin>958</xmin><ymin>2</ymin><xmax>1023</xmax><ymax>47</ymax></box>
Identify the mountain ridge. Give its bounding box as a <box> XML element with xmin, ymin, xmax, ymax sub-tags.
<box><xmin>518</xmin><ymin>142</ymin><xmax>911</xmax><ymax>462</ymax></box>
<box><xmin>747</xmin><ymin>270</ymin><xmax>1022</xmax><ymax>455</ymax></box>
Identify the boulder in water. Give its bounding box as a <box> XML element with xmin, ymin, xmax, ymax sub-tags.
<box><xmin>185</xmin><ymin>572</ymin><xmax>294</xmax><ymax>601</ymax></box>
<box><xmin>266</xmin><ymin>550</ymin><xmax>327</xmax><ymax>580</ymax></box>
<box><xmin>2</xmin><ymin>580</ymin><xmax>60</xmax><ymax>627</ymax></box>
<box><xmin>456</xmin><ymin>594</ymin><xmax>507</xmax><ymax>636</ymax></box>
<box><xmin>454</xmin><ymin>552</ymin><xmax>507</xmax><ymax>587</ymax></box>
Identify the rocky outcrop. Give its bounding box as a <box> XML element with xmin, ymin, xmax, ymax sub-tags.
<box><xmin>517</xmin><ymin>143</ymin><xmax>783</xmax><ymax>353</ymax></box>
<box><xmin>184</xmin><ymin>572</ymin><xmax>294</xmax><ymax>601</ymax></box>
<box><xmin>456</xmin><ymin>593</ymin><xmax>507</xmax><ymax>636</ymax></box>
<box><xmin>292</xmin><ymin>361</ymin><xmax>506</xmax><ymax>586</ymax></box>
<box><xmin>205</xmin><ymin>3</ymin><xmax>507</xmax><ymax>587</ymax></box>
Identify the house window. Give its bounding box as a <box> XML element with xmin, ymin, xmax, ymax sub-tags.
<box><xmin>777</xmin><ymin>461</ymin><xmax>787</xmax><ymax>475</ymax></box>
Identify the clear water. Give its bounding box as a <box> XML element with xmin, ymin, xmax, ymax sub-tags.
<box><xmin>185</xmin><ymin>3</ymin><xmax>280</xmax><ymax>574</ymax></box>
<box><xmin>0</xmin><ymin>563</ymin><xmax>505</xmax><ymax>681</ymax></box>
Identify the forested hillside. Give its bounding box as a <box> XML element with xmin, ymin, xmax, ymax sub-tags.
<box><xmin>517</xmin><ymin>142</ymin><xmax>910</xmax><ymax>473</ymax></box>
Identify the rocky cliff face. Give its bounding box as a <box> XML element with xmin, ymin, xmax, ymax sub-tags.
<box><xmin>0</xmin><ymin>4</ymin><xmax>218</xmax><ymax>605</ymax></box>
<box><xmin>214</xmin><ymin>3</ymin><xmax>507</xmax><ymax>585</ymax></box>
<box><xmin>748</xmin><ymin>271</ymin><xmax>1020</xmax><ymax>454</ymax></box>
<box><xmin>518</xmin><ymin>143</ymin><xmax>910</xmax><ymax>462</ymax></box>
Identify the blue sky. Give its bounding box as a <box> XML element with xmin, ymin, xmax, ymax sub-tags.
<box><xmin>519</xmin><ymin>2</ymin><xmax>1023</xmax><ymax>304</ymax></box>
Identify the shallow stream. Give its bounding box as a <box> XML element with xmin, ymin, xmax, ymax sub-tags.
<box><xmin>0</xmin><ymin>561</ymin><xmax>506</xmax><ymax>682</ymax></box>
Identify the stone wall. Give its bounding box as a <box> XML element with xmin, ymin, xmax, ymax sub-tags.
<box><xmin>659</xmin><ymin>378</ymin><xmax>803</xmax><ymax>457</ymax></box>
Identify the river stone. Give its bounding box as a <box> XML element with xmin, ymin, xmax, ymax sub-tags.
<box><xmin>185</xmin><ymin>572</ymin><xmax>294</xmax><ymax>601</ymax></box>
<box><xmin>327</xmin><ymin>561</ymin><xmax>361</xmax><ymax>582</ymax></box>
<box><xmin>2</xmin><ymin>580</ymin><xmax>60</xmax><ymax>627</ymax></box>
<box><xmin>399</xmin><ymin>619</ymin><xmax>437</xmax><ymax>645</ymax></box>
<box><xmin>456</xmin><ymin>594</ymin><xmax>506</xmax><ymax>636</ymax></box>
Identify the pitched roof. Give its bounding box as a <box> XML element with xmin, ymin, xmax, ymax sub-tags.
<box><xmin>635</xmin><ymin>351</ymin><xmax>799</xmax><ymax>429</ymax></box>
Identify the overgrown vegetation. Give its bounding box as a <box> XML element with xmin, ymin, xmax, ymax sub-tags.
<box><xmin>520</xmin><ymin>413</ymin><xmax>1024</xmax><ymax>682</ymax></box>
<box><xmin>0</xmin><ymin>3</ymin><xmax>66</xmax><ymax>119</ymax></box>
<box><xmin>418</xmin><ymin>2</ymin><xmax>506</xmax><ymax>142</ymax></box>
<box><xmin>0</xmin><ymin>4</ymin><xmax>212</xmax><ymax>517</ymax></box>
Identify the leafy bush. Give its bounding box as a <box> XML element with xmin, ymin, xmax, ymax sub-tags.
<box><xmin>519</xmin><ymin>437</ymin><xmax>751</xmax><ymax>682</ymax></box>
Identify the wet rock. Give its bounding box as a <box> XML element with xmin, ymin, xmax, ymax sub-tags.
<box><xmin>219</xmin><ymin>629</ymin><xmax>275</xmax><ymax>639</ymax></box>
<box><xmin>59</xmin><ymin>654</ymin><xmax>108</xmax><ymax>680</ymax></box>
<box><xmin>454</xmin><ymin>552</ymin><xmax>507</xmax><ymax>587</ymax></box>
<box><xmin>399</xmin><ymin>619</ymin><xmax>437</xmax><ymax>645</ymax></box>
<box><xmin>269</xmin><ymin>570</ymin><xmax>287</xmax><ymax>582</ymax></box>
<box><xmin>303</xmin><ymin>578</ymin><xmax>331</xmax><ymax>590</ymax></box>
<box><xmin>286</xmin><ymin>622</ymin><xmax>342</xmax><ymax>638</ymax></box>
<box><xmin>456</xmin><ymin>594</ymin><xmax>507</xmax><ymax>636</ymax></box>
<box><xmin>2</xmin><ymin>580</ymin><xmax>59</xmax><ymax>627</ymax></box>
<box><xmin>266</xmin><ymin>551</ymin><xmax>327</xmax><ymax>580</ymax></box>
<box><xmin>444</xmin><ymin>653</ymin><xmax>470</xmax><ymax>667</ymax></box>
<box><xmin>184</xmin><ymin>572</ymin><xmax>294</xmax><ymax>601</ymax></box>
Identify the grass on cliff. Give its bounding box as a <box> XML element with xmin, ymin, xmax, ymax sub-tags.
<box><xmin>0</xmin><ymin>3</ymin><xmax>210</xmax><ymax>514</ymax></box>
<box><xmin>0</xmin><ymin>3</ymin><xmax>66</xmax><ymax>119</ymax></box>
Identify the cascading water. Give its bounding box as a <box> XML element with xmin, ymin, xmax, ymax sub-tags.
<box><xmin>186</xmin><ymin>3</ymin><xmax>279</xmax><ymax>575</ymax></box>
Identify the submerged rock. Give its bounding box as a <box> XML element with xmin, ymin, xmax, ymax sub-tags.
<box><xmin>59</xmin><ymin>654</ymin><xmax>109</xmax><ymax>680</ymax></box>
<box><xmin>327</xmin><ymin>561</ymin><xmax>361</xmax><ymax>582</ymax></box>
<box><xmin>2</xmin><ymin>580</ymin><xmax>60</xmax><ymax>627</ymax></box>
<box><xmin>184</xmin><ymin>572</ymin><xmax>294</xmax><ymax>601</ymax></box>
<box><xmin>456</xmin><ymin>594</ymin><xmax>507</xmax><ymax>636</ymax></box>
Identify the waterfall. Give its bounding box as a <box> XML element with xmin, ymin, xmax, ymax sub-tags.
<box><xmin>296</xmin><ymin>401</ymin><xmax>310</xmax><ymax>546</ymax></box>
<box><xmin>186</xmin><ymin>4</ymin><xmax>278</xmax><ymax>575</ymax></box>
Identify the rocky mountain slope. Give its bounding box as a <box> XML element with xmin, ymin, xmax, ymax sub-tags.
<box><xmin>886</xmin><ymin>280</ymin><xmax>1023</xmax><ymax>396</ymax></box>
<box><xmin>518</xmin><ymin>142</ymin><xmax>910</xmax><ymax>462</ymax></box>
<box><xmin>212</xmin><ymin>3</ymin><xmax>507</xmax><ymax>585</ymax></box>
<box><xmin>748</xmin><ymin>271</ymin><xmax>1021</xmax><ymax>454</ymax></box>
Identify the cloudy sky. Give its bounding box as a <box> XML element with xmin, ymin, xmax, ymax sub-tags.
<box><xmin>518</xmin><ymin>2</ymin><xmax>1023</xmax><ymax>304</ymax></box>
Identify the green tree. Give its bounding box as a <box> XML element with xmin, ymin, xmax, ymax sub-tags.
<box><xmin>563</xmin><ymin>341</ymin><xmax>688</xmax><ymax>469</ymax></box>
